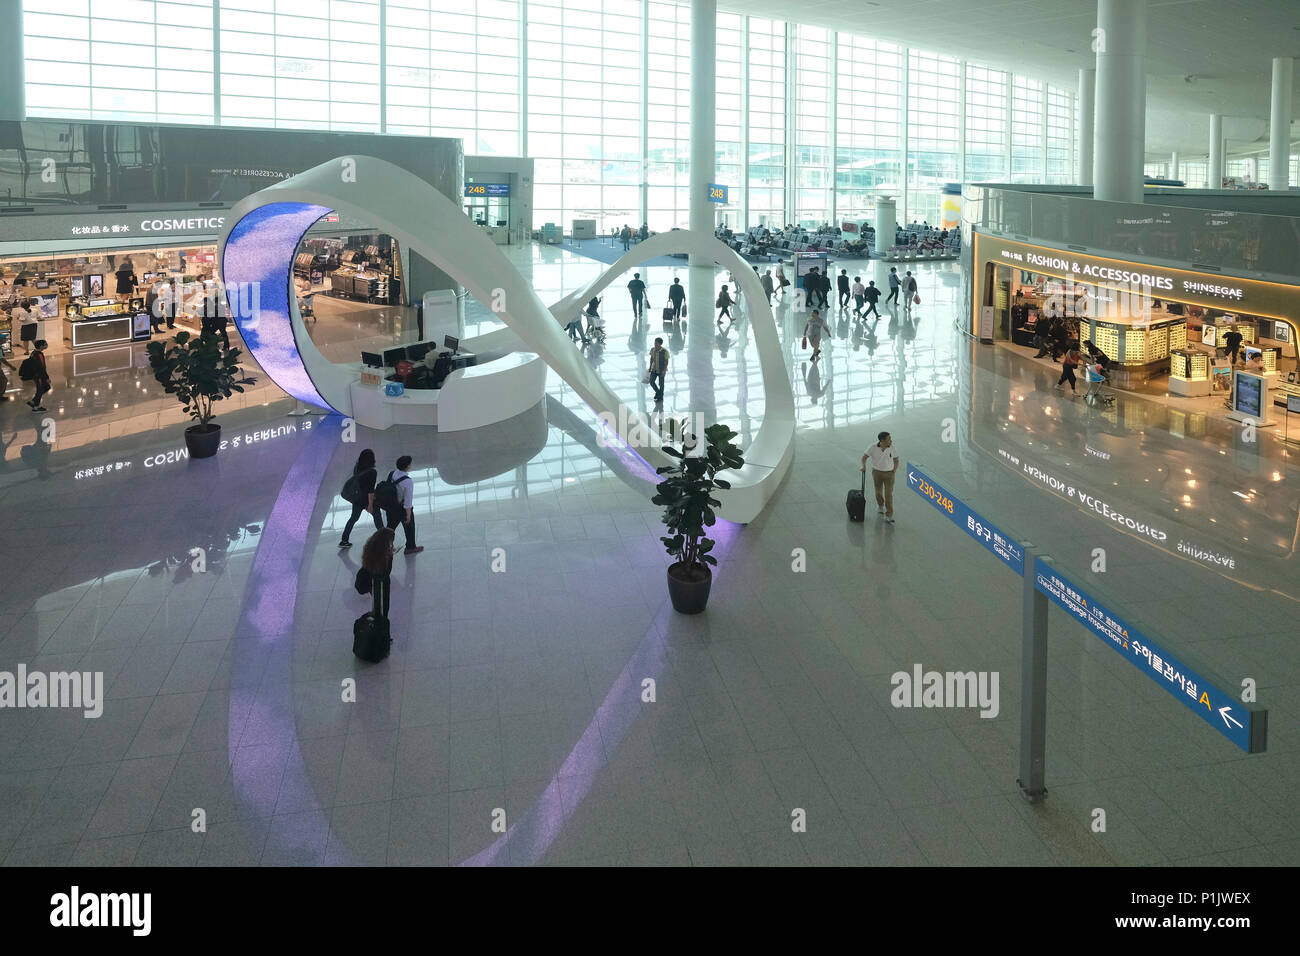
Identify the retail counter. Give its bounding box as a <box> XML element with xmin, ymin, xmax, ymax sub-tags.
<box><xmin>1084</xmin><ymin>310</ymin><xmax>1188</xmax><ymax>385</ymax></box>
<box><xmin>65</xmin><ymin>304</ymin><xmax>150</xmax><ymax>349</ymax></box>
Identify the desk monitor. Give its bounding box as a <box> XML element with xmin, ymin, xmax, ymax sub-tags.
<box><xmin>361</xmin><ymin>351</ymin><xmax>383</xmax><ymax>367</ymax></box>
<box><xmin>444</xmin><ymin>335</ymin><xmax>459</xmax><ymax>354</ymax></box>
<box><xmin>406</xmin><ymin>341</ymin><xmax>431</xmax><ymax>362</ymax></box>
<box><xmin>382</xmin><ymin>346</ymin><xmax>407</xmax><ymax>367</ymax></box>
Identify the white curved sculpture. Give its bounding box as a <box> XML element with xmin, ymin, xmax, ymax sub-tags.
<box><xmin>218</xmin><ymin>156</ymin><xmax>794</xmax><ymax>522</ymax></box>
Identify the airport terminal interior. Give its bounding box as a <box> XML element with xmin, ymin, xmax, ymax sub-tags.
<box><xmin>0</xmin><ymin>0</ymin><xmax>1298</xmax><ymax>871</ymax></box>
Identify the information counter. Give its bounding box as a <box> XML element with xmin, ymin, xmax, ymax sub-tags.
<box><xmin>348</xmin><ymin>351</ymin><xmax>545</xmax><ymax>432</ymax></box>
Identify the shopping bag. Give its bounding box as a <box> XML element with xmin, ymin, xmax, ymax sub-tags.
<box><xmin>801</xmin><ymin>336</ymin><xmax>808</xmax><ymax>350</ymax></box>
<box><xmin>642</xmin><ymin>368</ymin><xmax>653</xmax><ymax>384</ymax></box>
<box><xmin>913</xmin><ymin>294</ymin><xmax>921</xmax><ymax>305</ymax></box>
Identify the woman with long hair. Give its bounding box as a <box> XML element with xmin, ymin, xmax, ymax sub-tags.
<box><xmin>361</xmin><ymin>528</ymin><xmax>396</xmax><ymax>620</ymax></box>
<box><xmin>339</xmin><ymin>448</ymin><xmax>382</xmax><ymax>548</ymax></box>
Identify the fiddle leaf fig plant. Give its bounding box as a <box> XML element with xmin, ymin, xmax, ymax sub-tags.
<box><xmin>652</xmin><ymin>421</ymin><xmax>745</xmax><ymax>576</ymax></box>
<box><xmin>146</xmin><ymin>330</ymin><xmax>253</xmax><ymax>427</ymax></box>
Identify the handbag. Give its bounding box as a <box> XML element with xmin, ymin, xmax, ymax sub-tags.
<box><xmin>801</xmin><ymin>336</ymin><xmax>808</xmax><ymax>350</ymax></box>
<box><xmin>913</xmin><ymin>294</ymin><xmax>921</xmax><ymax>305</ymax></box>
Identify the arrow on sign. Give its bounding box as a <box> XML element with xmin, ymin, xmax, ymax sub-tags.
<box><xmin>908</xmin><ymin>470</ymin><xmax>918</xmax><ymax>486</ymax></box>
<box><xmin>1219</xmin><ymin>706</ymin><xmax>1243</xmax><ymax>730</ymax></box>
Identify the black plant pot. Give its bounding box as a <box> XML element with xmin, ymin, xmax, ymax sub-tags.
<box><xmin>667</xmin><ymin>561</ymin><xmax>712</xmax><ymax>614</ymax></box>
<box><xmin>185</xmin><ymin>423</ymin><xmax>222</xmax><ymax>459</ymax></box>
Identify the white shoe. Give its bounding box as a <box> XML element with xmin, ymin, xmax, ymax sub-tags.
<box><xmin>878</xmin><ymin>507</ymin><xmax>886</xmax><ymax>514</ymax></box>
<box><xmin>885</xmin><ymin>515</ymin><xmax>895</xmax><ymax>523</ymax></box>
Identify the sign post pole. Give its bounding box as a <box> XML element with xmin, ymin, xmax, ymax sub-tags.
<box><xmin>1018</xmin><ymin>548</ymin><xmax>1049</xmax><ymax>803</ymax></box>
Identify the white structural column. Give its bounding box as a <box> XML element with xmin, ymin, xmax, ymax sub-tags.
<box><xmin>689</xmin><ymin>0</ymin><xmax>717</xmax><ymax>263</ymax></box>
<box><xmin>1170</xmin><ymin>151</ymin><xmax>1179</xmax><ymax>180</ymax></box>
<box><xmin>1093</xmin><ymin>0</ymin><xmax>1147</xmax><ymax>203</ymax></box>
<box><xmin>875</xmin><ymin>198</ymin><xmax>896</xmax><ymax>257</ymax></box>
<box><xmin>1077</xmin><ymin>68</ymin><xmax>1095</xmax><ymax>185</ymax></box>
<box><xmin>1269</xmin><ymin>57</ymin><xmax>1294</xmax><ymax>191</ymax></box>
<box><xmin>1208</xmin><ymin>113</ymin><xmax>1224</xmax><ymax>188</ymax></box>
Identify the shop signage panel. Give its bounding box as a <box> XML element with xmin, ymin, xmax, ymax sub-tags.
<box><xmin>0</xmin><ymin>210</ymin><xmax>231</xmax><ymax>243</ymax></box>
<box><xmin>1033</xmin><ymin>563</ymin><xmax>1264</xmax><ymax>753</ymax></box>
<box><xmin>972</xmin><ymin>232</ymin><xmax>1300</xmax><ymax>340</ymax></box>
<box><xmin>906</xmin><ymin>463</ymin><xmax>1024</xmax><ymax>575</ymax></box>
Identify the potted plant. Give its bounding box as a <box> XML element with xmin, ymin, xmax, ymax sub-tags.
<box><xmin>146</xmin><ymin>330</ymin><xmax>254</xmax><ymax>459</ymax></box>
<box><xmin>652</xmin><ymin>421</ymin><xmax>745</xmax><ymax>614</ymax></box>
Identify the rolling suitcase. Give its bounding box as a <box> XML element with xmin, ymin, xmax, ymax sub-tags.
<box><xmin>663</xmin><ymin>305</ymin><xmax>675</xmax><ymax>327</ymax></box>
<box><xmin>846</xmin><ymin>471</ymin><xmax>867</xmax><ymax>522</ymax></box>
<box><xmin>353</xmin><ymin>612</ymin><xmax>392</xmax><ymax>662</ymax></box>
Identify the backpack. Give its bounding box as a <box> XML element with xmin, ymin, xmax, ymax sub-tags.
<box><xmin>354</xmin><ymin>567</ymin><xmax>372</xmax><ymax>595</ymax></box>
<box><xmin>341</xmin><ymin>467</ymin><xmax>374</xmax><ymax>504</ymax></box>
<box><xmin>373</xmin><ymin>471</ymin><xmax>409</xmax><ymax>511</ymax></box>
<box><xmin>18</xmin><ymin>354</ymin><xmax>40</xmax><ymax>381</ymax></box>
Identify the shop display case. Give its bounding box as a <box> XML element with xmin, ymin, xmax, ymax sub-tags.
<box><xmin>1169</xmin><ymin>348</ymin><xmax>1211</xmax><ymax>396</ymax></box>
<box><xmin>1085</xmin><ymin>313</ymin><xmax>1187</xmax><ymax>385</ymax></box>
<box><xmin>65</xmin><ymin>302</ymin><xmax>150</xmax><ymax>348</ymax></box>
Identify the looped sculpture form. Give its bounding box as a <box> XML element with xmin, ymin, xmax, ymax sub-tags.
<box><xmin>218</xmin><ymin>155</ymin><xmax>794</xmax><ymax>522</ymax></box>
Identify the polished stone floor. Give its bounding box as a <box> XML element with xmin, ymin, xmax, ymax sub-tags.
<box><xmin>0</xmin><ymin>243</ymin><xmax>1296</xmax><ymax>866</ymax></box>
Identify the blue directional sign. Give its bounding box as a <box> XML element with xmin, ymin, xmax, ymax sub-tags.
<box><xmin>906</xmin><ymin>463</ymin><xmax>1024</xmax><ymax>575</ymax></box>
<box><xmin>707</xmin><ymin>183</ymin><xmax>728</xmax><ymax>204</ymax></box>
<box><xmin>1034</xmin><ymin>564</ymin><xmax>1265</xmax><ymax>753</ymax></box>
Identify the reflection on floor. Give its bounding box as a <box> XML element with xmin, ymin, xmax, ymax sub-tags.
<box><xmin>0</xmin><ymin>243</ymin><xmax>1297</xmax><ymax>867</ymax></box>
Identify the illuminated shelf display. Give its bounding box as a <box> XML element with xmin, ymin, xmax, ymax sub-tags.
<box><xmin>1170</xmin><ymin>349</ymin><xmax>1209</xmax><ymax>381</ymax></box>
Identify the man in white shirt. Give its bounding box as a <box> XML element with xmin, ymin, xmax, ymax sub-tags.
<box><xmin>382</xmin><ymin>454</ymin><xmax>424</xmax><ymax>555</ymax></box>
<box><xmin>860</xmin><ymin>431</ymin><xmax>900</xmax><ymax>523</ymax></box>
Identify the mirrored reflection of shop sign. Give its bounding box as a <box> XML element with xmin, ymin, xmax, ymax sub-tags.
<box><xmin>74</xmin><ymin>422</ymin><xmax>314</xmax><ymax>480</ymax></box>
<box><xmin>907</xmin><ymin>463</ymin><xmax>1024</xmax><ymax>574</ymax></box>
<box><xmin>1034</xmin><ymin>564</ymin><xmax>1266</xmax><ymax>753</ymax></box>
<box><xmin>995</xmin><ymin>446</ymin><xmax>1246</xmax><ymax>570</ymax></box>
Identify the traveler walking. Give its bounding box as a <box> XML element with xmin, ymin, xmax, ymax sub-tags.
<box><xmin>761</xmin><ymin>269</ymin><xmax>775</xmax><ymax>305</ymax></box>
<box><xmin>775</xmin><ymin>263</ymin><xmax>791</xmax><ymax>295</ymax></box>
<box><xmin>19</xmin><ymin>339</ymin><xmax>51</xmax><ymax>411</ymax></box>
<box><xmin>375</xmin><ymin>455</ymin><xmax>424</xmax><ymax>555</ymax></box>
<box><xmin>628</xmin><ymin>272</ymin><xmax>647</xmax><ymax>321</ymax></box>
<box><xmin>1056</xmin><ymin>344</ymin><xmax>1081</xmax><ymax>395</ymax></box>
<box><xmin>361</xmin><ymin>528</ymin><xmax>396</xmax><ymax>621</ymax></box>
<box><xmin>803</xmin><ymin>308</ymin><xmax>828</xmax><ymax>361</ymax></box>
<box><xmin>886</xmin><ymin>267</ymin><xmax>901</xmax><ymax>305</ymax></box>
<box><xmin>716</xmin><ymin>285</ymin><xmax>734</xmax><ymax>322</ymax></box>
<box><xmin>860</xmin><ymin>431</ymin><xmax>900</xmax><ymax>522</ymax></box>
<box><xmin>668</xmin><ymin>277</ymin><xmax>686</xmax><ymax>320</ymax></box>
<box><xmin>837</xmin><ymin>269</ymin><xmax>851</xmax><ymax>309</ymax></box>
<box><xmin>851</xmin><ymin>276</ymin><xmax>866</xmax><ymax>317</ymax></box>
<box><xmin>339</xmin><ymin>448</ymin><xmax>383</xmax><ymax>548</ymax></box>
<box><xmin>902</xmin><ymin>271</ymin><xmax>918</xmax><ymax>312</ymax></box>
<box><xmin>647</xmin><ymin>337</ymin><xmax>670</xmax><ymax>403</ymax></box>
<box><xmin>621</xmin><ymin>225</ymin><xmax>632</xmax><ymax>251</ymax></box>
<box><xmin>1223</xmin><ymin>328</ymin><xmax>1244</xmax><ymax>366</ymax></box>
<box><xmin>862</xmin><ymin>280</ymin><xmax>882</xmax><ymax>320</ymax></box>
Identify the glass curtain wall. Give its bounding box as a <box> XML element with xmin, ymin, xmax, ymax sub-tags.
<box><xmin>1045</xmin><ymin>85</ymin><xmax>1071</xmax><ymax>183</ymax></box>
<box><xmin>906</xmin><ymin>50</ymin><xmax>961</xmax><ymax>227</ymax></box>
<box><xmin>527</xmin><ymin>0</ymin><xmax>642</xmax><ymax>233</ymax></box>
<box><xmin>746</xmin><ymin>18</ymin><xmax>785</xmax><ymax>229</ymax></box>
<box><xmin>24</xmin><ymin>1</ymin><xmax>1097</xmax><ymax>229</ymax></box>
<box><xmin>964</xmin><ymin>64</ymin><xmax>1008</xmax><ymax>184</ymax></box>
<box><xmin>793</xmin><ymin>25</ymin><xmax>833</xmax><ymax>227</ymax></box>
<box><xmin>384</xmin><ymin>0</ymin><xmax>521</xmax><ymax>154</ymax></box>
<box><xmin>24</xmin><ymin>0</ymin><xmax>216</xmax><ymax>124</ymax></box>
<box><xmin>646</xmin><ymin>1</ymin><xmax>689</xmax><ymax>231</ymax></box>
<box><xmin>835</xmin><ymin>35</ymin><xmax>904</xmax><ymax>226</ymax></box>
<box><xmin>1010</xmin><ymin>76</ymin><xmax>1044</xmax><ymax>183</ymax></box>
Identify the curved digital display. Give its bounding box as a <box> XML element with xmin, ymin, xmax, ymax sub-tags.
<box><xmin>221</xmin><ymin>201</ymin><xmax>334</xmax><ymax>409</ymax></box>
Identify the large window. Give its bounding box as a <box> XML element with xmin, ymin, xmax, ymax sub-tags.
<box><xmin>527</xmin><ymin>0</ymin><xmax>642</xmax><ymax>233</ymax></box>
<box><xmin>747</xmin><ymin>18</ymin><xmax>785</xmax><ymax>229</ymax></box>
<box><xmin>23</xmin><ymin>1</ymin><xmax>1085</xmax><ymax>229</ymax></box>
<box><xmin>836</xmin><ymin>35</ymin><xmax>904</xmax><ymax>224</ymax></box>
<box><xmin>385</xmin><ymin>1</ymin><xmax>520</xmax><ymax>154</ymax></box>
<box><xmin>24</xmin><ymin>0</ymin><xmax>216</xmax><ymax>124</ymax></box>
<box><xmin>646</xmin><ymin>1</ymin><xmax>688</xmax><ymax>231</ymax></box>
<box><xmin>964</xmin><ymin>64</ymin><xmax>1007</xmax><ymax>184</ymax></box>
<box><xmin>1045</xmin><ymin>85</ymin><xmax>1072</xmax><ymax>184</ymax></box>
<box><xmin>793</xmin><ymin>25</ymin><xmax>832</xmax><ymax>227</ymax></box>
<box><xmin>906</xmin><ymin>50</ymin><xmax>960</xmax><ymax>226</ymax></box>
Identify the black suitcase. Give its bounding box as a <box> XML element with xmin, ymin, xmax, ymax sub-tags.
<box><xmin>353</xmin><ymin>612</ymin><xmax>391</xmax><ymax>662</ymax></box>
<box><xmin>846</xmin><ymin>472</ymin><xmax>867</xmax><ymax>522</ymax></box>
<box><xmin>663</xmin><ymin>306</ymin><xmax>675</xmax><ymax>327</ymax></box>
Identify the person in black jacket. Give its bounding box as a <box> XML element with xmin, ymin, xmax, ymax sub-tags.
<box><xmin>24</xmin><ymin>339</ymin><xmax>52</xmax><ymax>411</ymax></box>
<box><xmin>667</xmin><ymin>277</ymin><xmax>686</xmax><ymax>320</ymax></box>
<box><xmin>837</xmin><ymin>269</ymin><xmax>851</xmax><ymax>309</ymax></box>
<box><xmin>361</xmin><ymin>528</ymin><xmax>396</xmax><ymax>620</ymax></box>
<box><xmin>340</xmin><ymin>448</ymin><xmax>383</xmax><ymax>548</ymax></box>
<box><xmin>627</xmin><ymin>273</ymin><xmax>647</xmax><ymax>322</ymax></box>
